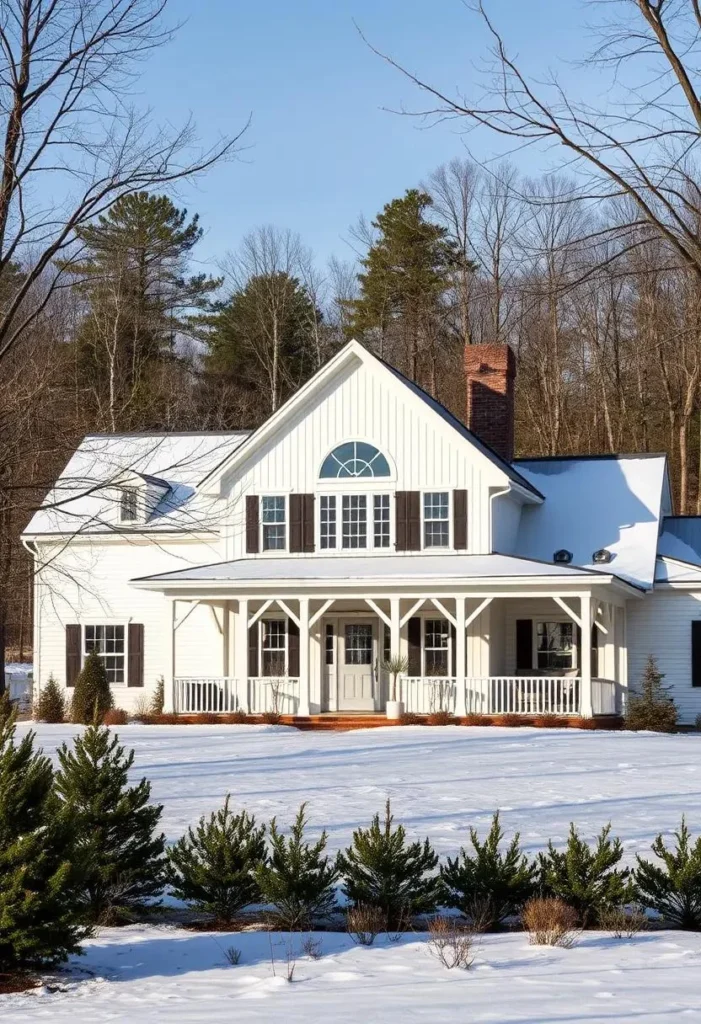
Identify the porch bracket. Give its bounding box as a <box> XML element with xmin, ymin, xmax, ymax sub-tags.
<box><xmin>174</xmin><ymin>599</ymin><xmax>201</xmax><ymax>632</ymax></box>
<box><xmin>277</xmin><ymin>599</ymin><xmax>300</xmax><ymax>628</ymax></box>
<box><xmin>309</xmin><ymin>599</ymin><xmax>334</xmax><ymax>629</ymax></box>
<box><xmin>210</xmin><ymin>604</ymin><xmax>224</xmax><ymax>636</ymax></box>
<box><xmin>593</xmin><ymin>601</ymin><xmax>609</xmax><ymax>635</ymax></box>
<box><xmin>553</xmin><ymin>596</ymin><xmax>582</xmax><ymax>629</ymax></box>
<box><xmin>430</xmin><ymin>597</ymin><xmax>457</xmax><ymax>628</ymax></box>
<box><xmin>400</xmin><ymin>598</ymin><xmax>426</xmax><ymax>628</ymax></box>
<box><xmin>248</xmin><ymin>599</ymin><xmax>274</xmax><ymax>628</ymax></box>
<box><xmin>464</xmin><ymin>597</ymin><xmax>492</xmax><ymax>631</ymax></box>
<box><xmin>365</xmin><ymin>598</ymin><xmax>391</xmax><ymax>628</ymax></box>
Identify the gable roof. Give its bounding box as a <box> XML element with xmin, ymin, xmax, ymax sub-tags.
<box><xmin>198</xmin><ymin>340</ymin><xmax>543</xmax><ymax>499</ymax></box>
<box><xmin>23</xmin><ymin>432</ymin><xmax>250</xmax><ymax>537</ymax></box>
<box><xmin>513</xmin><ymin>454</ymin><xmax>669</xmax><ymax>590</ymax></box>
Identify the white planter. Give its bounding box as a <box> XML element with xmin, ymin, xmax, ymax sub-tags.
<box><xmin>386</xmin><ymin>700</ymin><xmax>405</xmax><ymax>720</ymax></box>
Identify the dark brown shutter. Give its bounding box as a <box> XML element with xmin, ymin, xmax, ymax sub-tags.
<box><xmin>591</xmin><ymin>624</ymin><xmax>599</xmax><ymax>679</ymax></box>
<box><xmin>516</xmin><ymin>619</ymin><xmax>532</xmax><ymax>671</ymax></box>
<box><xmin>450</xmin><ymin>622</ymin><xmax>457</xmax><ymax>677</ymax></box>
<box><xmin>407</xmin><ymin>617</ymin><xmax>421</xmax><ymax>675</ymax></box>
<box><xmin>303</xmin><ymin>493</ymin><xmax>315</xmax><ymax>552</ymax></box>
<box><xmin>66</xmin><ymin>624</ymin><xmax>81</xmax><ymax>687</ymax></box>
<box><xmin>396</xmin><ymin>491</ymin><xmax>421</xmax><ymax>551</ymax></box>
<box><xmin>692</xmin><ymin>621</ymin><xmax>701</xmax><ymax>687</ymax></box>
<box><xmin>127</xmin><ymin>623</ymin><xmax>144</xmax><ymax>687</ymax></box>
<box><xmin>288</xmin><ymin>620</ymin><xmax>300</xmax><ymax>677</ymax></box>
<box><xmin>453</xmin><ymin>490</ymin><xmax>468</xmax><ymax>550</ymax></box>
<box><xmin>246</xmin><ymin>495</ymin><xmax>259</xmax><ymax>554</ymax></box>
<box><xmin>248</xmin><ymin>621</ymin><xmax>259</xmax><ymax>677</ymax></box>
<box><xmin>289</xmin><ymin>494</ymin><xmax>303</xmax><ymax>553</ymax></box>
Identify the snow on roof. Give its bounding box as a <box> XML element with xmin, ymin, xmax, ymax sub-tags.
<box><xmin>23</xmin><ymin>432</ymin><xmax>250</xmax><ymax>536</ymax></box>
<box><xmin>513</xmin><ymin>455</ymin><xmax>668</xmax><ymax>590</ymax></box>
<box><xmin>134</xmin><ymin>552</ymin><xmax>609</xmax><ymax>586</ymax></box>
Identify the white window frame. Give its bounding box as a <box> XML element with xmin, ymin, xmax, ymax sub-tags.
<box><xmin>83</xmin><ymin>623</ymin><xmax>128</xmax><ymax>685</ymax></box>
<box><xmin>534</xmin><ymin>620</ymin><xmax>577</xmax><ymax>672</ymax></box>
<box><xmin>260</xmin><ymin>495</ymin><xmax>288</xmax><ymax>553</ymax></box>
<box><xmin>423</xmin><ymin>617</ymin><xmax>451</xmax><ymax>677</ymax></box>
<box><xmin>317</xmin><ymin>490</ymin><xmax>393</xmax><ymax>553</ymax></box>
<box><xmin>261</xmin><ymin>618</ymin><xmax>288</xmax><ymax>676</ymax></box>
<box><xmin>422</xmin><ymin>491</ymin><xmax>451</xmax><ymax>550</ymax></box>
<box><xmin>119</xmin><ymin>486</ymin><xmax>139</xmax><ymax>524</ymax></box>
<box><xmin>319</xmin><ymin>494</ymin><xmax>338</xmax><ymax>550</ymax></box>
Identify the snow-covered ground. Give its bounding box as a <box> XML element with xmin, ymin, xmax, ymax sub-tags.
<box><xmin>5</xmin><ymin>723</ymin><xmax>701</xmax><ymax>1023</ymax></box>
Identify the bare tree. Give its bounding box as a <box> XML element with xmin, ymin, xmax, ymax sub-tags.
<box><xmin>0</xmin><ymin>0</ymin><xmax>246</xmax><ymax>365</ymax></box>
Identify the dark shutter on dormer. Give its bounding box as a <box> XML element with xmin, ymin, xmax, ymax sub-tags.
<box><xmin>66</xmin><ymin>624</ymin><xmax>81</xmax><ymax>687</ymax></box>
<box><xmin>289</xmin><ymin>494</ymin><xmax>303</xmax><ymax>553</ymax></box>
<box><xmin>246</xmin><ymin>495</ymin><xmax>259</xmax><ymax>554</ymax></box>
<box><xmin>407</xmin><ymin>617</ymin><xmax>422</xmax><ymax>675</ymax></box>
<box><xmin>289</xmin><ymin>494</ymin><xmax>315</xmax><ymax>553</ymax></box>
<box><xmin>516</xmin><ymin>619</ymin><xmax>532</xmax><ymax>671</ymax></box>
<box><xmin>692</xmin><ymin>621</ymin><xmax>701</xmax><ymax>687</ymax></box>
<box><xmin>396</xmin><ymin>491</ymin><xmax>420</xmax><ymax>551</ymax></box>
<box><xmin>453</xmin><ymin>490</ymin><xmax>468</xmax><ymax>550</ymax></box>
<box><xmin>302</xmin><ymin>494</ymin><xmax>314</xmax><ymax>552</ymax></box>
<box><xmin>248</xmin><ymin>621</ymin><xmax>259</xmax><ymax>677</ymax></box>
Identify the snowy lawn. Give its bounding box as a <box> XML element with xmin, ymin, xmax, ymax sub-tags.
<box><xmin>5</xmin><ymin>723</ymin><xmax>701</xmax><ymax>1023</ymax></box>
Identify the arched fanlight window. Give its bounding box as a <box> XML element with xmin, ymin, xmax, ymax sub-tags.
<box><xmin>319</xmin><ymin>442</ymin><xmax>391</xmax><ymax>479</ymax></box>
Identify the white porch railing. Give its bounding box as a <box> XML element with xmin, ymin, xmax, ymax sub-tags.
<box><xmin>402</xmin><ymin>677</ymin><xmax>457</xmax><ymax>715</ymax></box>
<box><xmin>466</xmin><ymin>676</ymin><xmax>581</xmax><ymax>716</ymax></box>
<box><xmin>592</xmin><ymin>677</ymin><xmax>617</xmax><ymax>716</ymax></box>
<box><xmin>174</xmin><ymin>677</ymin><xmax>300</xmax><ymax>715</ymax></box>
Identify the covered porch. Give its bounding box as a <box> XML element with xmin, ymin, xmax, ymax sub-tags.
<box><xmin>132</xmin><ymin>557</ymin><xmax>635</xmax><ymax>721</ymax></box>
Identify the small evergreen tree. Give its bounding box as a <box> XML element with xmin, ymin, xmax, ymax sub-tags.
<box><xmin>149</xmin><ymin>677</ymin><xmax>165</xmax><ymax>716</ymax></box>
<box><xmin>337</xmin><ymin>800</ymin><xmax>441</xmax><ymax>928</ymax></box>
<box><xmin>441</xmin><ymin>812</ymin><xmax>538</xmax><ymax>929</ymax></box>
<box><xmin>167</xmin><ymin>797</ymin><xmax>266</xmax><ymax>924</ymax></box>
<box><xmin>256</xmin><ymin>804</ymin><xmax>338</xmax><ymax>929</ymax></box>
<box><xmin>539</xmin><ymin>823</ymin><xmax>633</xmax><ymax>926</ymax></box>
<box><xmin>0</xmin><ymin>714</ymin><xmax>87</xmax><ymax>973</ymax></box>
<box><xmin>635</xmin><ymin>818</ymin><xmax>701</xmax><ymax>929</ymax></box>
<box><xmin>625</xmin><ymin>655</ymin><xmax>677</xmax><ymax>732</ymax></box>
<box><xmin>34</xmin><ymin>675</ymin><xmax>66</xmax><ymax>723</ymax></box>
<box><xmin>71</xmin><ymin>651</ymin><xmax>113</xmax><ymax>724</ymax></box>
<box><xmin>55</xmin><ymin>725</ymin><xmax>166</xmax><ymax>924</ymax></box>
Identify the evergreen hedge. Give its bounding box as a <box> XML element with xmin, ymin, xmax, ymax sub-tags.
<box><xmin>70</xmin><ymin>651</ymin><xmax>113</xmax><ymax>725</ymax></box>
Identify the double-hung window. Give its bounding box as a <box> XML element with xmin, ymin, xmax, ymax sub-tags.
<box><xmin>342</xmin><ymin>495</ymin><xmax>367</xmax><ymax>549</ymax></box>
<box><xmin>423</xmin><ymin>492</ymin><xmax>450</xmax><ymax>548</ymax></box>
<box><xmin>424</xmin><ymin>619</ymin><xmax>450</xmax><ymax>676</ymax></box>
<box><xmin>373</xmin><ymin>494</ymin><xmax>391</xmax><ymax>548</ymax></box>
<box><xmin>120</xmin><ymin>487</ymin><xmax>138</xmax><ymax>523</ymax></box>
<box><xmin>262</xmin><ymin>496</ymin><xmax>286</xmax><ymax>551</ymax></box>
<box><xmin>536</xmin><ymin>622</ymin><xmax>574</xmax><ymax>671</ymax></box>
<box><xmin>84</xmin><ymin>625</ymin><xmax>125</xmax><ymax>684</ymax></box>
<box><xmin>262</xmin><ymin>620</ymin><xmax>287</xmax><ymax>676</ymax></box>
<box><xmin>320</xmin><ymin>495</ymin><xmax>337</xmax><ymax>549</ymax></box>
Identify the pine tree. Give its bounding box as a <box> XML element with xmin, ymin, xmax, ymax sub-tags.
<box><xmin>167</xmin><ymin>796</ymin><xmax>266</xmax><ymax>924</ymax></box>
<box><xmin>55</xmin><ymin>725</ymin><xmax>166</xmax><ymax>924</ymax></box>
<box><xmin>70</xmin><ymin>650</ymin><xmax>113</xmax><ymax>725</ymax></box>
<box><xmin>337</xmin><ymin>800</ymin><xmax>441</xmax><ymax>928</ymax></box>
<box><xmin>539</xmin><ymin>824</ymin><xmax>633</xmax><ymax>926</ymax></box>
<box><xmin>149</xmin><ymin>677</ymin><xmax>165</xmax><ymax>716</ymax></box>
<box><xmin>625</xmin><ymin>655</ymin><xmax>678</xmax><ymax>732</ymax></box>
<box><xmin>635</xmin><ymin>817</ymin><xmax>701</xmax><ymax>929</ymax></box>
<box><xmin>0</xmin><ymin>713</ymin><xmax>87</xmax><ymax>973</ymax></box>
<box><xmin>441</xmin><ymin>812</ymin><xmax>538</xmax><ymax>929</ymax></box>
<box><xmin>256</xmin><ymin>803</ymin><xmax>338</xmax><ymax>929</ymax></box>
<box><xmin>34</xmin><ymin>675</ymin><xmax>66</xmax><ymax>723</ymax></box>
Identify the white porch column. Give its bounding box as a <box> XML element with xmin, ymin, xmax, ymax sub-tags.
<box><xmin>454</xmin><ymin>596</ymin><xmax>467</xmax><ymax>716</ymax></box>
<box><xmin>298</xmin><ymin>597</ymin><xmax>311</xmax><ymax>716</ymax></box>
<box><xmin>234</xmin><ymin>598</ymin><xmax>250</xmax><ymax>713</ymax></box>
<box><xmin>580</xmin><ymin>593</ymin><xmax>593</xmax><ymax>717</ymax></box>
<box><xmin>163</xmin><ymin>599</ymin><xmax>176</xmax><ymax>713</ymax></box>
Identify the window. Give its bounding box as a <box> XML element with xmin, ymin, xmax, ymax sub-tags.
<box><xmin>262</xmin><ymin>620</ymin><xmax>286</xmax><ymax>676</ymax></box>
<box><xmin>325</xmin><ymin>623</ymin><xmax>334</xmax><ymax>666</ymax></box>
<box><xmin>120</xmin><ymin>487</ymin><xmax>138</xmax><ymax>523</ymax></box>
<box><xmin>342</xmin><ymin>495</ymin><xmax>367</xmax><ymax>549</ymax></box>
<box><xmin>424</xmin><ymin>619</ymin><xmax>450</xmax><ymax>676</ymax></box>
<box><xmin>84</xmin><ymin>625</ymin><xmax>125</xmax><ymax>684</ymax></box>
<box><xmin>320</xmin><ymin>442</ymin><xmax>390</xmax><ymax>479</ymax></box>
<box><xmin>373</xmin><ymin>494</ymin><xmax>391</xmax><ymax>548</ymax></box>
<box><xmin>423</xmin><ymin>492</ymin><xmax>450</xmax><ymax>548</ymax></box>
<box><xmin>536</xmin><ymin>621</ymin><xmax>574</xmax><ymax>671</ymax></box>
<box><xmin>262</xmin><ymin>496</ymin><xmax>286</xmax><ymax>550</ymax></box>
<box><xmin>344</xmin><ymin>624</ymin><xmax>373</xmax><ymax>665</ymax></box>
<box><xmin>320</xmin><ymin>495</ymin><xmax>337</xmax><ymax>549</ymax></box>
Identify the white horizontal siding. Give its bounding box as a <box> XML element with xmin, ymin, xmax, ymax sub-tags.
<box><xmin>627</xmin><ymin>590</ymin><xmax>701</xmax><ymax>725</ymax></box>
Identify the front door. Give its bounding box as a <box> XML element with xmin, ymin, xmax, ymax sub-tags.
<box><xmin>338</xmin><ymin>620</ymin><xmax>376</xmax><ymax>711</ymax></box>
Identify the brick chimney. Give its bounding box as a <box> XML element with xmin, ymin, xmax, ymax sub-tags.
<box><xmin>464</xmin><ymin>344</ymin><xmax>516</xmax><ymax>463</ymax></box>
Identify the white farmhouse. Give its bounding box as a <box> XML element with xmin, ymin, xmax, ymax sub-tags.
<box><xmin>22</xmin><ymin>340</ymin><xmax>701</xmax><ymax>724</ymax></box>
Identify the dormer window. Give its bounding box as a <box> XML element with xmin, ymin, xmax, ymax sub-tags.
<box><xmin>120</xmin><ymin>487</ymin><xmax>138</xmax><ymax>523</ymax></box>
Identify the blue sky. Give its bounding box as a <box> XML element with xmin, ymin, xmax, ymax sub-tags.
<box><xmin>141</xmin><ymin>0</ymin><xmax>593</xmax><ymax>271</ymax></box>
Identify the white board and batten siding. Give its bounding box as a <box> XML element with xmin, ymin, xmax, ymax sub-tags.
<box><xmin>34</xmin><ymin>538</ymin><xmax>225</xmax><ymax>711</ymax></box>
<box><xmin>628</xmin><ymin>591</ymin><xmax>701</xmax><ymax>725</ymax></box>
<box><xmin>220</xmin><ymin>357</ymin><xmax>514</xmax><ymax>560</ymax></box>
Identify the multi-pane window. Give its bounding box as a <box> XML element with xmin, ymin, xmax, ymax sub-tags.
<box><xmin>342</xmin><ymin>495</ymin><xmax>367</xmax><ymax>549</ymax></box>
<box><xmin>262</xmin><ymin>496</ymin><xmax>286</xmax><ymax>551</ymax></box>
<box><xmin>344</xmin><ymin>623</ymin><xmax>373</xmax><ymax>665</ymax></box>
<box><xmin>424</xmin><ymin>619</ymin><xmax>450</xmax><ymax>675</ymax></box>
<box><xmin>423</xmin><ymin>492</ymin><xmax>450</xmax><ymax>548</ymax></box>
<box><xmin>320</xmin><ymin>496</ymin><xmax>337</xmax><ymax>549</ymax></box>
<box><xmin>373</xmin><ymin>494</ymin><xmax>391</xmax><ymax>548</ymax></box>
<box><xmin>325</xmin><ymin>623</ymin><xmax>334</xmax><ymax>666</ymax></box>
<box><xmin>262</xmin><ymin>620</ymin><xmax>287</xmax><ymax>676</ymax></box>
<box><xmin>536</xmin><ymin>622</ymin><xmax>574</xmax><ymax>671</ymax></box>
<box><xmin>85</xmin><ymin>625</ymin><xmax>125</xmax><ymax>684</ymax></box>
<box><xmin>120</xmin><ymin>487</ymin><xmax>138</xmax><ymax>523</ymax></box>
